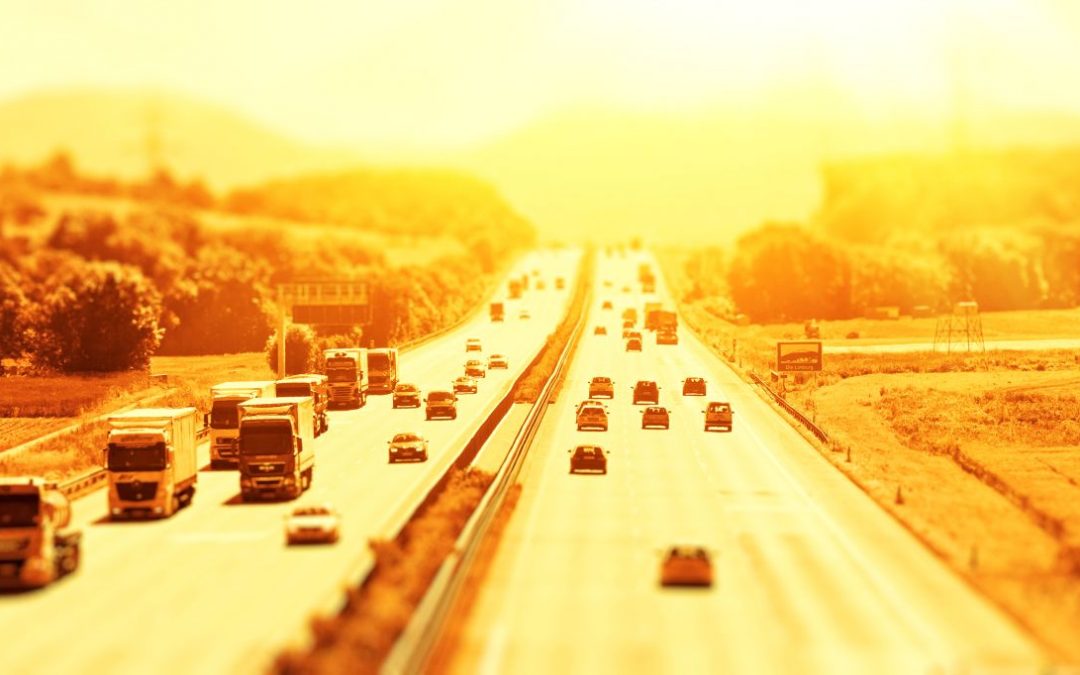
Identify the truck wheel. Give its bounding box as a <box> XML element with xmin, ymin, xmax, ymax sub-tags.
<box><xmin>181</xmin><ymin>487</ymin><xmax>195</xmax><ymax>505</ymax></box>
<box><xmin>60</xmin><ymin>546</ymin><xmax>80</xmax><ymax>575</ymax></box>
<box><xmin>302</xmin><ymin>469</ymin><xmax>313</xmax><ymax>490</ymax></box>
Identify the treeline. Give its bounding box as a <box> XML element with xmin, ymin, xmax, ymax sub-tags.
<box><xmin>686</xmin><ymin>149</ymin><xmax>1080</xmax><ymax>323</ymax></box>
<box><xmin>0</xmin><ymin>156</ymin><xmax>533</xmax><ymax>373</ymax></box>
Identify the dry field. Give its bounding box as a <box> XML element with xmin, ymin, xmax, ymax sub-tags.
<box><xmin>662</xmin><ymin>260</ymin><xmax>1080</xmax><ymax>660</ymax></box>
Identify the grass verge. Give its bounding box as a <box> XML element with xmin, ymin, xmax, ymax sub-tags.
<box><xmin>273</xmin><ymin>468</ymin><xmax>493</xmax><ymax>675</ymax></box>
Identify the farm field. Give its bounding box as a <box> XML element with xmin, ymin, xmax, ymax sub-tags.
<box><xmin>660</xmin><ymin>253</ymin><xmax>1080</xmax><ymax>660</ymax></box>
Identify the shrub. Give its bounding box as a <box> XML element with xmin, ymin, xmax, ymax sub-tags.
<box><xmin>31</xmin><ymin>261</ymin><xmax>162</xmax><ymax>372</ymax></box>
<box><xmin>265</xmin><ymin>324</ymin><xmax>319</xmax><ymax>375</ymax></box>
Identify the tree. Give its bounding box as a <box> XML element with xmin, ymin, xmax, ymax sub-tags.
<box><xmin>264</xmin><ymin>324</ymin><xmax>319</xmax><ymax>375</ymax></box>
<box><xmin>0</xmin><ymin>263</ymin><xmax>28</xmax><ymax>372</ymax></box>
<box><xmin>32</xmin><ymin>261</ymin><xmax>162</xmax><ymax>372</ymax></box>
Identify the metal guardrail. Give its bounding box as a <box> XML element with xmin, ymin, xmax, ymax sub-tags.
<box><xmin>383</xmin><ymin>255</ymin><xmax>593</xmax><ymax>674</ymax></box>
<box><xmin>748</xmin><ymin>372</ymin><xmax>829</xmax><ymax>443</ymax></box>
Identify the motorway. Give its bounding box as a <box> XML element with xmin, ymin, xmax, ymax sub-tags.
<box><xmin>0</xmin><ymin>249</ymin><xmax>579</xmax><ymax>674</ymax></box>
<box><xmin>441</xmin><ymin>251</ymin><xmax>1049</xmax><ymax>674</ymax></box>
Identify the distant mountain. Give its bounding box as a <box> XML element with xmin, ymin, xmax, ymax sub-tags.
<box><xmin>0</xmin><ymin>89</ymin><xmax>362</xmax><ymax>187</ymax></box>
<box><xmin>443</xmin><ymin>105</ymin><xmax>1080</xmax><ymax>245</ymax></box>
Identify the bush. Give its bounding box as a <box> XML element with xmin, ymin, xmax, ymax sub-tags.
<box><xmin>31</xmin><ymin>261</ymin><xmax>162</xmax><ymax>372</ymax></box>
<box><xmin>265</xmin><ymin>324</ymin><xmax>319</xmax><ymax>375</ymax></box>
<box><xmin>0</xmin><ymin>262</ymin><xmax>28</xmax><ymax>370</ymax></box>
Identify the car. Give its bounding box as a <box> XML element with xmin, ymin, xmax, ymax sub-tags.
<box><xmin>621</xmin><ymin>285</ymin><xmax>631</xmax><ymax>293</ymax></box>
<box><xmin>594</xmin><ymin>325</ymin><xmax>607</xmax><ymax>336</ymax></box>
<box><xmin>392</xmin><ymin>383</ymin><xmax>421</xmax><ymax>408</ymax></box>
<box><xmin>622</xmin><ymin>318</ymin><xmax>635</xmax><ymax>330</ymax></box>
<box><xmin>632</xmin><ymin>380</ymin><xmax>660</xmax><ymax>405</ymax></box>
<box><xmin>465</xmin><ymin>359</ymin><xmax>487</xmax><ymax>378</ymax></box>
<box><xmin>656</xmin><ymin>330</ymin><xmax>679</xmax><ymax>345</ymax></box>
<box><xmin>682</xmin><ymin>377</ymin><xmax>706</xmax><ymax>396</ymax></box>
<box><xmin>519</xmin><ymin>309</ymin><xmax>531</xmax><ymax>320</ymax></box>
<box><xmin>704</xmin><ymin>401</ymin><xmax>733</xmax><ymax>432</ymax></box>
<box><xmin>536</xmin><ymin>280</ymin><xmax>547</xmax><ymax>290</ymax></box>
<box><xmin>453</xmin><ymin>376</ymin><xmax>478</xmax><ymax>394</ymax></box>
<box><xmin>285</xmin><ymin>504</ymin><xmax>340</xmax><ymax>545</ymax></box>
<box><xmin>626</xmin><ymin>330</ymin><xmax>642</xmax><ymax>342</ymax></box>
<box><xmin>465</xmin><ymin>338</ymin><xmax>482</xmax><ymax>352</ymax></box>
<box><xmin>622</xmin><ymin>328</ymin><xmax>634</xmax><ymax>339</ymax></box>
<box><xmin>555</xmin><ymin>277</ymin><xmax>566</xmax><ymax>290</ymax></box>
<box><xmin>576</xmin><ymin>400</ymin><xmax>609</xmax><ymax>431</ymax></box>
<box><xmin>388</xmin><ymin>432</ymin><xmax>429</xmax><ymax>462</ymax></box>
<box><xmin>626</xmin><ymin>337</ymin><xmax>642</xmax><ymax>352</ymax></box>
<box><xmin>603</xmin><ymin>279</ymin><xmax>613</xmax><ymax>288</ymax></box>
<box><xmin>659</xmin><ymin>546</ymin><xmax>713</xmax><ymax>587</ymax></box>
<box><xmin>569</xmin><ymin>445</ymin><xmax>608</xmax><ymax>474</ymax></box>
<box><xmin>488</xmin><ymin>353</ymin><xmax>508</xmax><ymax>369</ymax></box>
<box><xmin>425</xmin><ymin>390</ymin><xmax>458</xmax><ymax>420</ymax></box>
<box><xmin>641</xmin><ymin>406</ymin><xmax>670</xmax><ymax>429</ymax></box>
<box><xmin>621</xmin><ymin>308</ymin><xmax>637</xmax><ymax>322</ymax></box>
<box><xmin>601</xmin><ymin>301</ymin><xmax>613</xmax><ymax>310</ymax></box>
<box><xmin>588</xmin><ymin>376</ymin><xmax>614</xmax><ymax>399</ymax></box>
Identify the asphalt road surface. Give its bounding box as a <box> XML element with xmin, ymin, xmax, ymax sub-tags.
<box><xmin>441</xmin><ymin>251</ymin><xmax>1048</xmax><ymax>675</ymax></box>
<box><xmin>0</xmin><ymin>249</ymin><xmax>579</xmax><ymax>675</ymax></box>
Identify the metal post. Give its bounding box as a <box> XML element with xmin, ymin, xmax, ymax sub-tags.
<box><xmin>277</xmin><ymin>286</ymin><xmax>287</xmax><ymax>378</ymax></box>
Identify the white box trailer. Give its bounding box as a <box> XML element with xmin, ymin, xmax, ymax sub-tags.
<box><xmin>208</xmin><ymin>381</ymin><xmax>276</xmax><ymax>468</ymax></box>
<box><xmin>106</xmin><ymin>407</ymin><xmax>199</xmax><ymax>519</ymax></box>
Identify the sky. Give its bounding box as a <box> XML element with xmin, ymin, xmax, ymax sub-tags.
<box><xmin>4</xmin><ymin>0</ymin><xmax>1080</xmax><ymax>149</ymax></box>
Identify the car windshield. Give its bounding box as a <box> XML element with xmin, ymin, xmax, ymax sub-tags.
<box><xmin>107</xmin><ymin>442</ymin><xmax>167</xmax><ymax>471</ymax></box>
<box><xmin>0</xmin><ymin>494</ymin><xmax>40</xmax><ymax>528</ymax></box>
<box><xmin>593</xmin><ymin>377</ymin><xmax>610</xmax><ymax>384</ymax></box>
<box><xmin>293</xmin><ymin>507</ymin><xmax>330</xmax><ymax>517</ymax></box>
<box><xmin>428</xmin><ymin>392</ymin><xmax>453</xmax><ymax>402</ymax></box>
<box><xmin>647</xmin><ymin>407</ymin><xmax>664</xmax><ymax>414</ymax></box>
<box><xmin>393</xmin><ymin>433</ymin><xmax>421</xmax><ymax>443</ymax></box>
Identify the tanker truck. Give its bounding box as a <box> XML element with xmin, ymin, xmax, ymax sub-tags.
<box><xmin>237</xmin><ymin>397</ymin><xmax>316</xmax><ymax>501</ymax></box>
<box><xmin>106</xmin><ymin>407</ymin><xmax>199</xmax><ymax>519</ymax></box>
<box><xmin>0</xmin><ymin>478</ymin><xmax>81</xmax><ymax>589</ymax></box>
<box><xmin>208</xmin><ymin>381</ymin><xmax>276</xmax><ymax>469</ymax></box>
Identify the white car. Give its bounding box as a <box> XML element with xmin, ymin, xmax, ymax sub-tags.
<box><xmin>285</xmin><ymin>504</ymin><xmax>340</xmax><ymax>545</ymax></box>
<box><xmin>488</xmin><ymin>353</ymin><xmax>509</xmax><ymax>369</ymax></box>
<box><xmin>519</xmin><ymin>309</ymin><xmax>531</xmax><ymax>320</ymax></box>
<box><xmin>465</xmin><ymin>338</ymin><xmax>482</xmax><ymax>352</ymax></box>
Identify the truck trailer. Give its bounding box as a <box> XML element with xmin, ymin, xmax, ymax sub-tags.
<box><xmin>237</xmin><ymin>397</ymin><xmax>316</xmax><ymax>500</ymax></box>
<box><xmin>367</xmin><ymin>348</ymin><xmax>399</xmax><ymax>394</ymax></box>
<box><xmin>0</xmin><ymin>478</ymin><xmax>81</xmax><ymax>589</ymax></box>
<box><xmin>106</xmin><ymin>407</ymin><xmax>199</xmax><ymax>519</ymax></box>
<box><xmin>490</xmin><ymin>302</ymin><xmax>505</xmax><ymax>322</ymax></box>
<box><xmin>323</xmin><ymin>348</ymin><xmax>369</xmax><ymax>408</ymax></box>
<box><xmin>208</xmin><ymin>381</ymin><xmax>276</xmax><ymax>469</ymax></box>
<box><xmin>275</xmin><ymin>374</ymin><xmax>329</xmax><ymax>436</ymax></box>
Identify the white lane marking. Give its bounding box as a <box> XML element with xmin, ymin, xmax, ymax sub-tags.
<box><xmin>171</xmin><ymin>532</ymin><xmax>269</xmax><ymax>544</ymax></box>
<box><xmin>478</xmin><ymin>623</ymin><xmax>509</xmax><ymax>675</ymax></box>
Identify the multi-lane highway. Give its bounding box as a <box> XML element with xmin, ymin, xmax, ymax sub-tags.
<box><xmin>441</xmin><ymin>251</ymin><xmax>1048</xmax><ymax>674</ymax></box>
<box><xmin>0</xmin><ymin>249</ymin><xmax>579</xmax><ymax>674</ymax></box>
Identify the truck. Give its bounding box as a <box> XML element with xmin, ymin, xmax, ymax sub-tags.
<box><xmin>275</xmin><ymin>374</ymin><xmax>329</xmax><ymax>436</ymax></box>
<box><xmin>106</xmin><ymin>407</ymin><xmax>199</xmax><ymax>519</ymax></box>
<box><xmin>367</xmin><ymin>348</ymin><xmax>399</xmax><ymax>395</ymax></box>
<box><xmin>649</xmin><ymin>310</ymin><xmax>678</xmax><ymax>333</ymax></box>
<box><xmin>490</xmin><ymin>302</ymin><xmax>505</xmax><ymax>322</ymax></box>
<box><xmin>508</xmin><ymin>280</ymin><xmax>523</xmax><ymax>300</ymax></box>
<box><xmin>643</xmin><ymin>302</ymin><xmax>662</xmax><ymax>330</ymax></box>
<box><xmin>208</xmin><ymin>381</ymin><xmax>276</xmax><ymax>469</ymax></box>
<box><xmin>237</xmin><ymin>397</ymin><xmax>316</xmax><ymax>501</ymax></box>
<box><xmin>323</xmin><ymin>348</ymin><xmax>369</xmax><ymax>408</ymax></box>
<box><xmin>0</xmin><ymin>478</ymin><xmax>81</xmax><ymax>589</ymax></box>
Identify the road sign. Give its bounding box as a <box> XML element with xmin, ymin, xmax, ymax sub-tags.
<box><xmin>278</xmin><ymin>281</ymin><xmax>371</xmax><ymax>325</ymax></box>
<box><xmin>776</xmin><ymin>341</ymin><xmax>822</xmax><ymax>372</ymax></box>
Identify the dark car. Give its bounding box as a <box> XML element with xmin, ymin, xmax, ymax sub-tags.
<box><xmin>453</xmin><ymin>376</ymin><xmax>478</xmax><ymax>394</ymax></box>
<box><xmin>632</xmin><ymin>380</ymin><xmax>660</xmax><ymax>405</ymax></box>
<box><xmin>392</xmin><ymin>383</ymin><xmax>421</xmax><ymax>408</ymax></box>
<box><xmin>387</xmin><ymin>432</ymin><xmax>428</xmax><ymax>463</ymax></box>
<box><xmin>601</xmin><ymin>300</ymin><xmax>613</xmax><ymax>310</ymax></box>
<box><xmin>682</xmin><ymin>377</ymin><xmax>706</xmax><ymax>396</ymax></box>
<box><xmin>660</xmin><ymin>546</ymin><xmax>713</xmax><ymax>587</ymax></box>
<box><xmin>425</xmin><ymin>390</ymin><xmax>458</xmax><ymax>420</ymax></box>
<box><xmin>622</xmin><ymin>318</ymin><xmax>635</xmax><ymax>329</ymax></box>
<box><xmin>594</xmin><ymin>325</ymin><xmax>607</xmax><ymax>336</ymax></box>
<box><xmin>626</xmin><ymin>337</ymin><xmax>642</xmax><ymax>352</ymax></box>
<box><xmin>704</xmin><ymin>401</ymin><xmax>733</xmax><ymax>432</ymax></box>
<box><xmin>641</xmin><ymin>406</ymin><xmax>670</xmax><ymax>429</ymax></box>
<box><xmin>569</xmin><ymin>445</ymin><xmax>608</xmax><ymax>474</ymax></box>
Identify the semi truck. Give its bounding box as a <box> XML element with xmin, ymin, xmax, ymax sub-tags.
<box><xmin>208</xmin><ymin>381</ymin><xmax>276</xmax><ymax>469</ymax></box>
<box><xmin>323</xmin><ymin>348</ymin><xmax>369</xmax><ymax>408</ymax></box>
<box><xmin>0</xmin><ymin>478</ymin><xmax>81</xmax><ymax>589</ymax></box>
<box><xmin>238</xmin><ymin>397</ymin><xmax>316</xmax><ymax>500</ymax></box>
<box><xmin>275</xmin><ymin>374</ymin><xmax>329</xmax><ymax>436</ymax></box>
<box><xmin>648</xmin><ymin>309</ymin><xmax>678</xmax><ymax>333</ymax></box>
<box><xmin>508</xmin><ymin>279</ymin><xmax>523</xmax><ymax>299</ymax></box>
<box><xmin>367</xmin><ymin>348</ymin><xmax>399</xmax><ymax>395</ymax></box>
<box><xmin>643</xmin><ymin>302</ymin><xmax>662</xmax><ymax>330</ymax></box>
<box><xmin>106</xmin><ymin>407</ymin><xmax>199</xmax><ymax>519</ymax></box>
<box><xmin>490</xmin><ymin>302</ymin><xmax>505</xmax><ymax>322</ymax></box>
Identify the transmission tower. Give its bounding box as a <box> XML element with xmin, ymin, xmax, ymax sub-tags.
<box><xmin>933</xmin><ymin>301</ymin><xmax>985</xmax><ymax>353</ymax></box>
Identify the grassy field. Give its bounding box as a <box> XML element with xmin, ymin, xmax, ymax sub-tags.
<box><xmin>659</xmin><ymin>251</ymin><xmax>1080</xmax><ymax>661</ymax></box>
<box><xmin>0</xmin><ymin>353</ymin><xmax>271</xmax><ymax>481</ymax></box>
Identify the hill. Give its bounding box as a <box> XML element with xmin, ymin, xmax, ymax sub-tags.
<box><xmin>0</xmin><ymin>89</ymin><xmax>361</xmax><ymax>187</ymax></box>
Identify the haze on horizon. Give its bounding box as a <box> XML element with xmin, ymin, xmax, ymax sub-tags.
<box><xmin>6</xmin><ymin>0</ymin><xmax>1080</xmax><ymax>242</ymax></box>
